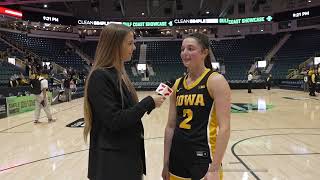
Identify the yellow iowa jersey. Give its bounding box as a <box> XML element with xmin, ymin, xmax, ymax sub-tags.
<box><xmin>173</xmin><ymin>68</ymin><xmax>218</xmax><ymax>163</ymax></box>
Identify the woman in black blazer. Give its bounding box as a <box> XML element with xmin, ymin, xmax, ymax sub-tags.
<box><xmin>84</xmin><ymin>24</ymin><xmax>165</xmax><ymax>180</ymax></box>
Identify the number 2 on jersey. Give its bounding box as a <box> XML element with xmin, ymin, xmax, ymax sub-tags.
<box><xmin>179</xmin><ymin>109</ymin><xmax>193</xmax><ymax>129</ymax></box>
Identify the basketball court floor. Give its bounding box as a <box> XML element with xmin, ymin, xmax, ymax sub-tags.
<box><xmin>0</xmin><ymin>89</ymin><xmax>319</xmax><ymax>180</ymax></box>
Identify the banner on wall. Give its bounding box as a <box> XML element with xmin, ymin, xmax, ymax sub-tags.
<box><xmin>6</xmin><ymin>93</ymin><xmax>52</xmax><ymax>116</ymax></box>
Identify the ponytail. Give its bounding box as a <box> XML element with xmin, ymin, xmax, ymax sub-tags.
<box><xmin>205</xmin><ymin>48</ymin><xmax>213</xmax><ymax>70</ymax></box>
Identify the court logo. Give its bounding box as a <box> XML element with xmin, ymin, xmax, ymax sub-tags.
<box><xmin>66</xmin><ymin>118</ymin><xmax>84</xmax><ymax>128</ymax></box>
<box><xmin>231</xmin><ymin>103</ymin><xmax>273</xmax><ymax>113</ymax></box>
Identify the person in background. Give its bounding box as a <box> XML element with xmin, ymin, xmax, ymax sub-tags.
<box><xmin>30</xmin><ymin>73</ymin><xmax>55</xmax><ymax>123</ymax></box>
<box><xmin>63</xmin><ymin>76</ymin><xmax>71</xmax><ymax>102</ymax></box>
<box><xmin>248</xmin><ymin>72</ymin><xmax>253</xmax><ymax>93</ymax></box>
<box><xmin>266</xmin><ymin>74</ymin><xmax>272</xmax><ymax>90</ymax></box>
<box><xmin>309</xmin><ymin>69</ymin><xmax>317</xmax><ymax>96</ymax></box>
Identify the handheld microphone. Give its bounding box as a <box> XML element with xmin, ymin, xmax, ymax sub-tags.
<box><xmin>147</xmin><ymin>81</ymin><xmax>174</xmax><ymax>115</ymax></box>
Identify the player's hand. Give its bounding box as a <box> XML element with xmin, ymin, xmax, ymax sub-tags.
<box><xmin>204</xmin><ymin>171</ymin><xmax>220</xmax><ymax>180</ymax></box>
<box><xmin>152</xmin><ymin>95</ymin><xmax>166</xmax><ymax>108</ymax></box>
<box><xmin>161</xmin><ymin>165</ymin><xmax>169</xmax><ymax>180</ymax></box>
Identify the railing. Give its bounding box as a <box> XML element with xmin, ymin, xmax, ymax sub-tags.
<box><xmin>66</xmin><ymin>40</ymin><xmax>92</xmax><ymax>64</ymax></box>
<box><xmin>286</xmin><ymin>69</ymin><xmax>299</xmax><ymax>79</ymax></box>
<box><xmin>298</xmin><ymin>57</ymin><xmax>313</xmax><ymax>70</ymax></box>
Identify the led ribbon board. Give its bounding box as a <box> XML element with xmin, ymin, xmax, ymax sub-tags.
<box><xmin>122</xmin><ymin>21</ymin><xmax>173</xmax><ymax>27</ymax></box>
<box><xmin>0</xmin><ymin>7</ymin><xmax>22</xmax><ymax>18</ymax></box>
<box><xmin>173</xmin><ymin>18</ymin><xmax>219</xmax><ymax>25</ymax></box>
<box><xmin>219</xmin><ymin>16</ymin><xmax>273</xmax><ymax>25</ymax></box>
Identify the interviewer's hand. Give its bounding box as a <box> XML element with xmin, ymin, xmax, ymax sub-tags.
<box><xmin>152</xmin><ymin>95</ymin><xmax>166</xmax><ymax>108</ymax></box>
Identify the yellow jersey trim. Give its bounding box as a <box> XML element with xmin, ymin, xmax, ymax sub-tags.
<box><xmin>173</xmin><ymin>78</ymin><xmax>182</xmax><ymax>94</ymax></box>
<box><xmin>169</xmin><ymin>172</ymin><xmax>191</xmax><ymax>180</ymax></box>
<box><xmin>183</xmin><ymin>68</ymin><xmax>210</xmax><ymax>90</ymax></box>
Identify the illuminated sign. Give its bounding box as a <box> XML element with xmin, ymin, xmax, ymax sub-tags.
<box><xmin>274</xmin><ymin>6</ymin><xmax>320</xmax><ymax>21</ymax></box>
<box><xmin>75</xmin><ymin>16</ymin><xmax>272</xmax><ymax>27</ymax></box>
<box><xmin>22</xmin><ymin>11</ymin><xmax>76</xmax><ymax>25</ymax></box>
<box><xmin>78</xmin><ymin>20</ymin><xmax>107</xmax><ymax>26</ymax></box>
<box><xmin>219</xmin><ymin>16</ymin><xmax>272</xmax><ymax>25</ymax></box>
<box><xmin>77</xmin><ymin>20</ymin><xmax>172</xmax><ymax>27</ymax></box>
<box><xmin>43</xmin><ymin>16</ymin><xmax>59</xmax><ymax>23</ymax></box>
<box><xmin>172</xmin><ymin>17</ymin><xmax>271</xmax><ymax>25</ymax></box>
<box><xmin>0</xmin><ymin>7</ymin><xmax>22</xmax><ymax>18</ymax></box>
<box><xmin>173</xmin><ymin>18</ymin><xmax>219</xmax><ymax>25</ymax></box>
<box><xmin>293</xmin><ymin>11</ymin><xmax>310</xmax><ymax>18</ymax></box>
<box><xmin>122</xmin><ymin>21</ymin><xmax>173</xmax><ymax>27</ymax></box>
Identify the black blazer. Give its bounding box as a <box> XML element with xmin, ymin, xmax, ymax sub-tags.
<box><xmin>87</xmin><ymin>68</ymin><xmax>155</xmax><ymax>180</ymax></box>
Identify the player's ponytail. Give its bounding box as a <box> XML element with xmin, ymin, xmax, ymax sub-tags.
<box><xmin>204</xmin><ymin>49</ymin><xmax>213</xmax><ymax>70</ymax></box>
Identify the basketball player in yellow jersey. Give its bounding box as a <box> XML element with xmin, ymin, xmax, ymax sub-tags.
<box><xmin>162</xmin><ymin>33</ymin><xmax>231</xmax><ymax>180</ymax></box>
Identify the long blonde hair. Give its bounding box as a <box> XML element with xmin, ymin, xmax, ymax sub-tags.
<box><xmin>83</xmin><ymin>24</ymin><xmax>138</xmax><ymax>142</ymax></box>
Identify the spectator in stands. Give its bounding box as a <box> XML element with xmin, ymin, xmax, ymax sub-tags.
<box><xmin>25</xmin><ymin>61</ymin><xmax>31</xmax><ymax>76</ymax></box>
<box><xmin>309</xmin><ymin>69</ymin><xmax>316</xmax><ymax>96</ymax></box>
<box><xmin>248</xmin><ymin>72</ymin><xmax>253</xmax><ymax>93</ymax></box>
<box><xmin>44</xmin><ymin>64</ymin><xmax>48</xmax><ymax>71</ymax></box>
<box><xmin>36</xmin><ymin>63</ymin><xmax>42</xmax><ymax>73</ymax></box>
<box><xmin>9</xmin><ymin>74</ymin><xmax>19</xmax><ymax>87</ymax></box>
<box><xmin>17</xmin><ymin>72</ymin><xmax>27</xmax><ymax>86</ymax></box>
<box><xmin>30</xmin><ymin>74</ymin><xmax>55</xmax><ymax>123</ymax></box>
<box><xmin>49</xmin><ymin>62</ymin><xmax>53</xmax><ymax>72</ymax></box>
<box><xmin>83</xmin><ymin>23</ymin><xmax>165</xmax><ymax>180</ymax></box>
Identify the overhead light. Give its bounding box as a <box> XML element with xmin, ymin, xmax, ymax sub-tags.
<box><xmin>206</xmin><ymin>11</ymin><xmax>210</xmax><ymax>14</ymax></box>
<box><xmin>44</xmin><ymin>4</ymin><xmax>48</xmax><ymax>8</ymax></box>
<box><xmin>141</xmin><ymin>12</ymin><xmax>145</xmax><ymax>15</ymax></box>
<box><xmin>260</xmin><ymin>29</ymin><xmax>264</xmax><ymax>32</ymax></box>
<box><xmin>308</xmin><ymin>0</ymin><xmax>311</xmax><ymax>3</ymax></box>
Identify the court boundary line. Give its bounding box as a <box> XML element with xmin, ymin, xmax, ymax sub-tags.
<box><xmin>238</xmin><ymin>153</ymin><xmax>320</xmax><ymax>156</ymax></box>
<box><xmin>0</xmin><ymin>149</ymin><xmax>88</xmax><ymax>172</ymax></box>
<box><xmin>232</xmin><ymin>127</ymin><xmax>320</xmax><ymax>132</ymax></box>
<box><xmin>0</xmin><ymin>131</ymin><xmax>32</xmax><ymax>134</ymax></box>
<box><xmin>2</xmin><ymin>133</ymin><xmax>320</xmax><ymax>174</ymax></box>
<box><xmin>231</xmin><ymin>133</ymin><xmax>320</xmax><ymax>180</ymax></box>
